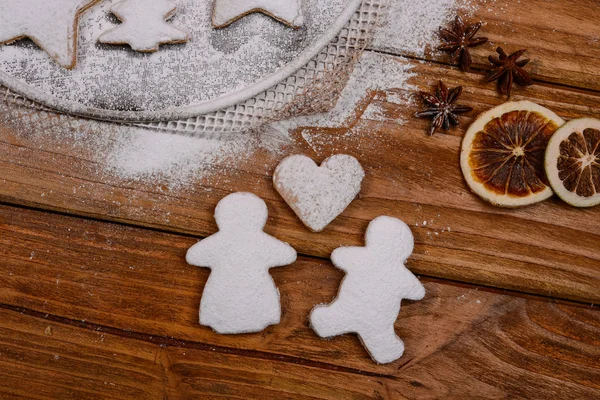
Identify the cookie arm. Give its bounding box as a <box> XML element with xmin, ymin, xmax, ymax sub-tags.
<box><xmin>186</xmin><ymin>236</ymin><xmax>219</xmax><ymax>269</ymax></box>
<box><xmin>330</xmin><ymin>247</ymin><xmax>364</xmax><ymax>272</ymax></box>
<box><xmin>402</xmin><ymin>272</ymin><xmax>426</xmax><ymax>301</ymax></box>
<box><xmin>264</xmin><ymin>236</ymin><xmax>297</xmax><ymax>268</ymax></box>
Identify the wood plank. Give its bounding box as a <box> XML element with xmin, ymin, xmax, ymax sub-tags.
<box><xmin>6</xmin><ymin>308</ymin><xmax>596</xmax><ymax>400</ymax></box>
<box><xmin>0</xmin><ymin>309</ymin><xmax>166</xmax><ymax>400</ymax></box>
<box><xmin>1</xmin><ymin>57</ymin><xmax>599</xmax><ymax>303</ymax></box>
<box><xmin>0</xmin><ymin>309</ymin><xmax>392</xmax><ymax>400</ymax></box>
<box><xmin>1</xmin><ymin>204</ymin><xmax>600</xmax><ymax>386</ymax></box>
<box><xmin>371</xmin><ymin>0</ymin><xmax>600</xmax><ymax>91</ymax></box>
<box><xmin>3</xmin><ymin>308</ymin><xmax>600</xmax><ymax>400</ymax></box>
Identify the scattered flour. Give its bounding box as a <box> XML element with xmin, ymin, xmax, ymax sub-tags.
<box><xmin>3</xmin><ymin>0</ymin><xmax>471</xmax><ymax>190</ymax></box>
<box><xmin>105</xmin><ymin>129</ymin><xmax>239</xmax><ymax>181</ymax></box>
<box><xmin>99</xmin><ymin>50</ymin><xmax>417</xmax><ymax>188</ymax></box>
<box><xmin>373</xmin><ymin>0</ymin><xmax>474</xmax><ymax>56</ymax></box>
<box><xmin>102</xmin><ymin>0</ymin><xmax>471</xmax><ymax>186</ymax></box>
<box><xmin>268</xmin><ymin>51</ymin><xmax>417</xmax><ymax>133</ymax></box>
<box><xmin>103</xmin><ymin>127</ymin><xmax>285</xmax><ymax>187</ymax></box>
<box><xmin>264</xmin><ymin>0</ymin><xmax>473</xmax><ymax>142</ymax></box>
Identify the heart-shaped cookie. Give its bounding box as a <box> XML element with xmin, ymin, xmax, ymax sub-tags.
<box><xmin>274</xmin><ymin>154</ymin><xmax>365</xmax><ymax>232</ymax></box>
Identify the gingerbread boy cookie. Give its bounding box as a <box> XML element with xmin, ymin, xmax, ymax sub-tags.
<box><xmin>310</xmin><ymin>216</ymin><xmax>425</xmax><ymax>364</ymax></box>
<box><xmin>186</xmin><ymin>192</ymin><xmax>297</xmax><ymax>334</ymax></box>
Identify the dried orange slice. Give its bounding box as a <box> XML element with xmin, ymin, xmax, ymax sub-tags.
<box><xmin>545</xmin><ymin>118</ymin><xmax>600</xmax><ymax>208</ymax></box>
<box><xmin>461</xmin><ymin>101</ymin><xmax>565</xmax><ymax>207</ymax></box>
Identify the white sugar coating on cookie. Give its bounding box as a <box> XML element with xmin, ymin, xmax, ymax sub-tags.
<box><xmin>0</xmin><ymin>0</ymin><xmax>349</xmax><ymax>113</ymax></box>
<box><xmin>274</xmin><ymin>154</ymin><xmax>364</xmax><ymax>232</ymax></box>
<box><xmin>310</xmin><ymin>216</ymin><xmax>425</xmax><ymax>364</ymax></box>
<box><xmin>99</xmin><ymin>0</ymin><xmax>190</xmax><ymax>52</ymax></box>
<box><xmin>0</xmin><ymin>0</ymin><xmax>99</xmax><ymax>69</ymax></box>
<box><xmin>213</xmin><ymin>0</ymin><xmax>304</xmax><ymax>28</ymax></box>
<box><xmin>186</xmin><ymin>192</ymin><xmax>297</xmax><ymax>334</ymax></box>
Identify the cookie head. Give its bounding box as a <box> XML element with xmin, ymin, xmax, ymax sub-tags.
<box><xmin>366</xmin><ymin>216</ymin><xmax>414</xmax><ymax>261</ymax></box>
<box><xmin>215</xmin><ymin>192</ymin><xmax>269</xmax><ymax>232</ymax></box>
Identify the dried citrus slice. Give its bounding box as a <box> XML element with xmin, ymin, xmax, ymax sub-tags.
<box><xmin>461</xmin><ymin>101</ymin><xmax>565</xmax><ymax>207</ymax></box>
<box><xmin>545</xmin><ymin>118</ymin><xmax>600</xmax><ymax>208</ymax></box>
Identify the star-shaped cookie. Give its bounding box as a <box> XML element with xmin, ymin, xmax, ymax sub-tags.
<box><xmin>99</xmin><ymin>0</ymin><xmax>190</xmax><ymax>53</ymax></box>
<box><xmin>0</xmin><ymin>0</ymin><xmax>100</xmax><ymax>69</ymax></box>
<box><xmin>213</xmin><ymin>0</ymin><xmax>304</xmax><ymax>29</ymax></box>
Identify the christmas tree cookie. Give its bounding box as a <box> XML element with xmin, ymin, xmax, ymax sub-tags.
<box><xmin>99</xmin><ymin>0</ymin><xmax>190</xmax><ymax>52</ymax></box>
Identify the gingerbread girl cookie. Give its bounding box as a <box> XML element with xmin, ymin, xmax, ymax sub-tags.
<box><xmin>186</xmin><ymin>192</ymin><xmax>297</xmax><ymax>334</ymax></box>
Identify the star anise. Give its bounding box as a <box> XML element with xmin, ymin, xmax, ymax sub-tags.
<box><xmin>438</xmin><ymin>16</ymin><xmax>488</xmax><ymax>72</ymax></box>
<box><xmin>487</xmin><ymin>47</ymin><xmax>533</xmax><ymax>97</ymax></box>
<box><xmin>415</xmin><ymin>81</ymin><xmax>473</xmax><ymax>136</ymax></box>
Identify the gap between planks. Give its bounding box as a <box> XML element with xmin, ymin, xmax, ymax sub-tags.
<box><xmin>1</xmin><ymin>43</ymin><xmax>598</xmax><ymax>305</ymax></box>
<box><xmin>366</xmin><ymin>48</ymin><xmax>600</xmax><ymax>97</ymax></box>
<box><xmin>1</xmin><ymin>199</ymin><xmax>597</xmax><ymax>308</ymax></box>
<box><xmin>0</xmin><ymin>303</ymin><xmax>397</xmax><ymax>380</ymax></box>
<box><xmin>2</xmin><ymin>201</ymin><xmax>599</xmax><ymax>388</ymax></box>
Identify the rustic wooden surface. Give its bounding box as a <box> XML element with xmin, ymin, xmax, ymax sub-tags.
<box><xmin>0</xmin><ymin>0</ymin><xmax>599</xmax><ymax>398</ymax></box>
<box><xmin>2</xmin><ymin>206</ymin><xmax>599</xmax><ymax>399</ymax></box>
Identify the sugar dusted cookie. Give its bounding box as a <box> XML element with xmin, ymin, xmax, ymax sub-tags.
<box><xmin>213</xmin><ymin>0</ymin><xmax>304</xmax><ymax>29</ymax></box>
<box><xmin>274</xmin><ymin>154</ymin><xmax>364</xmax><ymax>232</ymax></box>
<box><xmin>0</xmin><ymin>0</ymin><xmax>100</xmax><ymax>69</ymax></box>
<box><xmin>186</xmin><ymin>192</ymin><xmax>297</xmax><ymax>334</ymax></box>
<box><xmin>0</xmin><ymin>0</ymin><xmax>357</xmax><ymax>120</ymax></box>
<box><xmin>310</xmin><ymin>216</ymin><xmax>425</xmax><ymax>364</ymax></box>
<box><xmin>99</xmin><ymin>0</ymin><xmax>190</xmax><ymax>53</ymax></box>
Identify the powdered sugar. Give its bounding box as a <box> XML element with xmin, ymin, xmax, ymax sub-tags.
<box><xmin>103</xmin><ymin>127</ymin><xmax>285</xmax><ymax>188</ymax></box>
<box><xmin>1</xmin><ymin>0</ymin><xmax>471</xmax><ymax>191</ymax></box>
<box><xmin>102</xmin><ymin>50</ymin><xmax>415</xmax><ymax>188</ymax></box>
<box><xmin>51</xmin><ymin>52</ymin><xmax>414</xmax><ymax>189</ymax></box>
<box><xmin>373</xmin><ymin>0</ymin><xmax>474</xmax><ymax>56</ymax></box>
<box><xmin>265</xmin><ymin>0</ymin><xmax>469</xmax><ymax>145</ymax></box>
<box><xmin>283</xmin><ymin>51</ymin><xmax>417</xmax><ymax>129</ymax></box>
<box><xmin>0</xmin><ymin>0</ymin><xmax>351</xmax><ymax>115</ymax></box>
<box><xmin>267</xmin><ymin>51</ymin><xmax>417</xmax><ymax>155</ymax></box>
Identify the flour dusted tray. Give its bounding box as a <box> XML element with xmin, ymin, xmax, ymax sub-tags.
<box><xmin>0</xmin><ymin>0</ymin><xmax>362</xmax><ymax>122</ymax></box>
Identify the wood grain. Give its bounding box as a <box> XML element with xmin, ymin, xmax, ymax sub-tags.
<box><xmin>1</xmin><ymin>1</ymin><xmax>599</xmax><ymax>397</ymax></box>
<box><xmin>1</xmin><ymin>206</ymin><xmax>599</xmax><ymax>399</ymax></box>
<box><xmin>1</xmin><ymin>309</ymin><xmax>396</xmax><ymax>400</ymax></box>
<box><xmin>371</xmin><ymin>0</ymin><xmax>600</xmax><ymax>92</ymax></box>
<box><xmin>1</xmin><ymin>58</ymin><xmax>599</xmax><ymax>303</ymax></box>
<box><xmin>0</xmin><ymin>309</ymin><xmax>166</xmax><ymax>400</ymax></box>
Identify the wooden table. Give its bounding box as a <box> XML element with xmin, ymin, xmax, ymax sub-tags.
<box><xmin>1</xmin><ymin>0</ymin><xmax>599</xmax><ymax>398</ymax></box>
